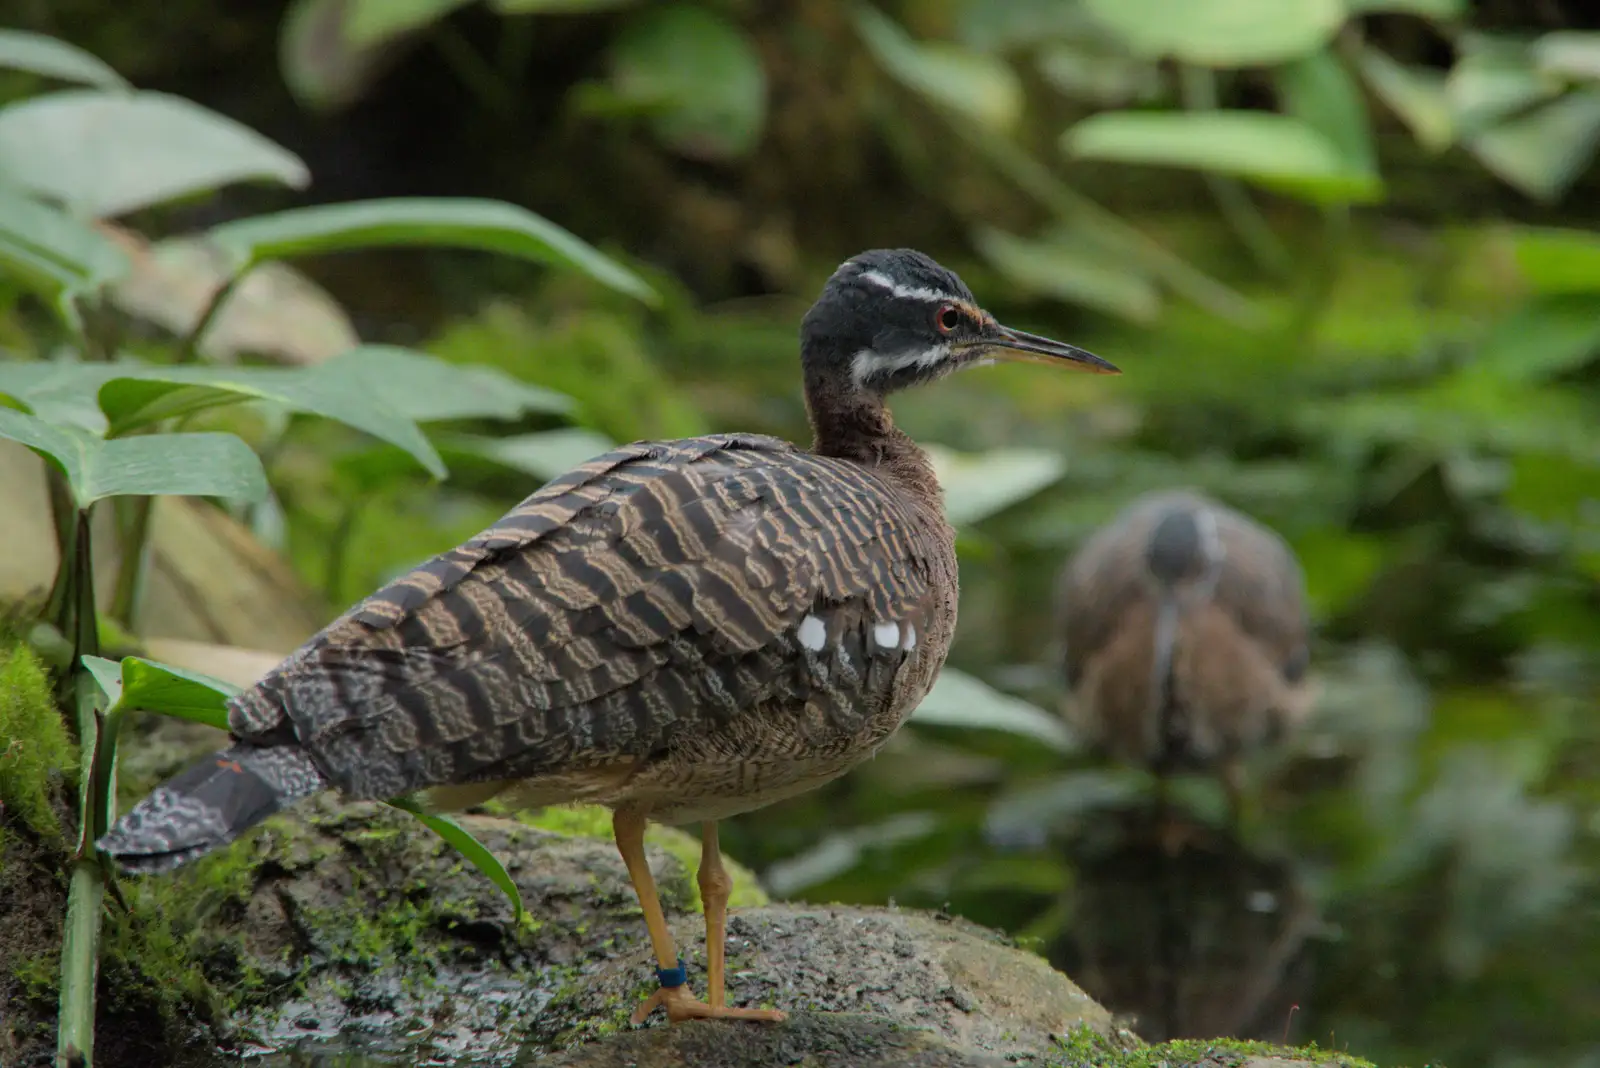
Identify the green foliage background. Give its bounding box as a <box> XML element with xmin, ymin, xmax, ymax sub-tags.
<box><xmin>3</xmin><ymin>1</ymin><xmax>1599</xmax><ymax>1066</ymax></box>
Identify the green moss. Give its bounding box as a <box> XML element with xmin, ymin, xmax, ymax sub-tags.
<box><xmin>506</xmin><ymin>803</ymin><xmax>770</xmax><ymax>911</ymax></box>
<box><xmin>1048</xmin><ymin>1025</ymin><xmax>1382</xmax><ymax>1068</ymax></box>
<box><xmin>0</xmin><ymin>643</ymin><xmax>76</xmax><ymax>842</ymax></box>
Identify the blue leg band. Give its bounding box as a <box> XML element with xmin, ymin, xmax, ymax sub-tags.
<box><xmin>655</xmin><ymin>959</ymin><xmax>688</xmax><ymax>989</ymax></box>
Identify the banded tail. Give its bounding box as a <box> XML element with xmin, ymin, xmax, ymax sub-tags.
<box><xmin>97</xmin><ymin>741</ymin><xmax>327</xmax><ymax>873</ymax></box>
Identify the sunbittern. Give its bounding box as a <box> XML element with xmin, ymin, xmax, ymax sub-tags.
<box><xmin>1055</xmin><ymin>490</ymin><xmax>1311</xmax><ymax>813</ymax></box>
<box><xmin>99</xmin><ymin>249</ymin><xmax>1117</xmax><ymax>1024</ymax></box>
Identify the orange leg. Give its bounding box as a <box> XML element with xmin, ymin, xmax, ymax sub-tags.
<box><xmin>612</xmin><ymin>807</ymin><xmax>786</xmax><ymax>1025</ymax></box>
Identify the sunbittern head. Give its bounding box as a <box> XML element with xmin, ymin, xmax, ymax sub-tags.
<box><xmin>800</xmin><ymin>248</ymin><xmax>1118</xmax><ymax>394</ymax></box>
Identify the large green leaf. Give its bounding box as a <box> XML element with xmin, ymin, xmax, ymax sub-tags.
<box><xmin>0</xmin><ymin>359</ymin><xmax>115</xmax><ymax>431</ymax></box>
<box><xmin>345</xmin><ymin>0</ymin><xmax>475</xmax><ymax>46</ymax></box>
<box><xmin>0</xmin><ymin>90</ymin><xmax>309</xmax><ymax>218</ymax></box>
<box><xmin>1533</xmin><ymin>31</ymin><xmax>1600</xmax><ymax>82</ymax></box>
<box><xmin>926</xmin><ymin>444</ymin><xmax>1069</xmax><ymax>528</ymax></box>
<box><xmin>81</xmin><ymin>654</ymin><xmax>238</xmax><ymax>731</ymax></box>
<box><xmin>973</xmin><ymin>227</ymin><xmax>1161</xmax><ymax>323</ymax></box>
<box><xmin>204</xmin><ymin>198</ymin><xmax>656</xmax><ymax>305</ymax></box>
<box><xmin>910</xmin><ymin>668</ymin><xmax>1078</xmax><ymax>754</ymax></box>
<box><xmin>1447</xmin><ymin>41</ymin><xmax>1563</xmax><ymax>135</ymax></box>
<box><xmin>95</xmin><ymin>363</ymin><xmax>446</xmax><ymax>476</ymax></box>
<box><xmin>593</xmin><ymin>5</ymin><xmax>768</xmax><ymax>161</ymax></box>
<box><xmin>386</xmin><ymin>796</ymin><xmax>525</xmax><ymax>920</ymax></box>
<box><xmin>450</xmin><ymin>427</ymin><xmax>617</xmax><ymax>481</ymax></box>
<box><xmin>1275</xmin><ymin>50</ymin><xmax>1377</xmax><ymax>174</ymax></box>
<box><xmin>1469</xmin><ymin>294</ymin><xmax>1600</xmax><ymax>384</ymax></box>
<box><xmin>1344</xmin><ymin>0</ymin><xmax>1464</xmax><ymax>14</ymax></box>
<box><xmin>0</xmin><ymin>187</ymin><xmax>129</xmax><ymax>295</ymax></box>
<box><xmin>1354</xmin><ymin>45</ymin><xmax>1454</xmax><ymax>153</ymax></box>
<box><xmin>0</xmin><ymin>408</ymin><xmax>268</xmax><ymax>507</ymax></box>
<box><xmin>1083</xmin><ymin>0</ymin><xmax>1343</xmax><ymax>68</ymax></box>
<box><xmin>1509</xmin><ymin>227</ymin><xmax>1600</xmax><ymax>292</ymax></box>
<box><xmin>1467</xmin><ymin>88</ymin><xmax>1600</xmax><ymax>202</ymax></box>
<box><xmin>0</xmin><ymin>30</ymin><xmax>130</xmax><ymax>89</ymax></box>
<box><xmin>314</xmin><ymin>346</ymin><xmax>572</xmax><ymax>422</ymax></box>
<box><xmin>1063</xmin><ymin>109</ymin><xmax>1382</xmax><ymax>204</ymax></box>
<box><xmin>855</xmin><ymin>6</ymin><xmax>1023</xmax><ymax>131</ymax></box>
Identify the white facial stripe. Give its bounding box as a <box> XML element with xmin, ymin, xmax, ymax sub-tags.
<box><xmin>851</xmin><ymin>342</ymin><xmax>953</xmax><ymax>385</ymax></box>
<box><xmin>858</xmin><ymin>269</ymin><xmax>960</xmax><ymax>305</ymax></box>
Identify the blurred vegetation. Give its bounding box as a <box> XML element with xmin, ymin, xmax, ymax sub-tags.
<box><xmin>3</xmin><ymin>1</ymin><xmax>1600</xmax><ymax>1066</ymax></box>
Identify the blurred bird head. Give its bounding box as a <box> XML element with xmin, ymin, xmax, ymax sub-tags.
<box><xmin>800</xmin><ymin>248</ymin><xmax>1118</xmax><ymax>394</ymax></box>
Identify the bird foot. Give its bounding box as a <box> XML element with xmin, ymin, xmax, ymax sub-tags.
<box><xmin>630</xmin><ymin>984</ymin><xmax>787</xmax><ymax>1025</ymax></box>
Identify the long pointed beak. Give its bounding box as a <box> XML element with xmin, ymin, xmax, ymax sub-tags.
<box><xmin>970</xmin><ymin>323</ymin><xmax>1120</xmax><ymax>375</ymax></box>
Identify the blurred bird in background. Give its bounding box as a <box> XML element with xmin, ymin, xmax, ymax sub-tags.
<box><xmin>1055</xmin><ymin>490</ymin><xmax>1313</xmax><ymax>821</ymax></box>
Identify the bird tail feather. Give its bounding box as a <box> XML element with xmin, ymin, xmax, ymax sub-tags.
<box><xmin>96</xmin><ymin>742</ymin><xmax>326</xmax><ymax>873</ymax></box>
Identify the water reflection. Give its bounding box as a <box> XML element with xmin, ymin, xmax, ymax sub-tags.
<box><xmin>1047</xmin><ymin>805</ymin><xmax>1319</xmax><ymax>1043</ymax></box>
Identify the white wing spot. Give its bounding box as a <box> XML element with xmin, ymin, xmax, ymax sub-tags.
<box><xmin>873</xmin><ymin>621</ymin><xmax>900</xmax><ymax>649</ymax></box>
<box><xmin>900</xmin><ymin>623</ymin><xmax>917</xmax><ymax>651</ymax></box>
<box><xmin>797</xmin><ymin>614</ymin><xmax>827</xmax><ymax>652</ymax></box>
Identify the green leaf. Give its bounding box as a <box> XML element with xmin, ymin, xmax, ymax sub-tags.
<box><xmin>854</xmin><ymin>6</ymin><xmax>1023</xmax><ymax>131</ymax></box>
<box><xmin>450</xmin><ymin>427</ymin><xmax>617</xmax><ymax>481</ymax></box>
<box><xmin>386</xmin><ymin>797</ymin><xmax>525</xmax><ymax>920</ymax></box>
<box><xmin>314</xmin><ymin>346</ymin><xmax>573</xmax><ymax>422</ymax></box>
<box><xmin>0</xmin><ymin>90</ymin><xmax>309</xmax><ymax>218</ymax></box>
<box><xmin>1469</xmin><ymin>294</ymin><xmax>1600</xmax><ymax>384</ymax></box>
<box><xmin>1275</xmin><ymin>50</ymin><xmax>1377</xmax><ymax>174</ymax></box>
<box><xmin>1344</xmin><ymin>0</ymin><xmax>1464</xmax><ymax>15</ymax></box>
<box><xmin>1063</xmin><ymin>109</ymin><xmax>1383</xmax><ymax>204</ymax></box>
<box><xmin>0</xmin><ymin>187</ymin><xmax>130</xmax><ymax>294</ymax></box>
<box><xmin>927</xmin><ymin>445</ymin><xmax>1068</xmax><ymax>527</ymax></box>
<box><xmin>0</xmin><ymin>359</ymin><xmax>115</xmax><ymax>431</ymax></box>
<box><xmin>345</xmin><ymin>0</ymin><xmax>475</xmax><ymax>46</ymax></box>
<box><xmin>1082</xmin><ymin>0</ymin><xmax>1343</xmax><ymax>68</ymax></box>
<box><xmin>1353</xmin><ymin>45</ymin><xmax>1454</xmax><ymax>152</ymax></box>
<box><xmin>82</xmin><ymin>655</ymin><xmax>237</xmax><ymax>730</ymax></box>
<box><xmin>1447</xmin><ymin>41</ymin><xmax>1563</xmax><ymax>135</ymax></box>
<box><xmin>0</xmin><ymin>30</ymin><xmax>130</xmax><ymax>89</ymax></box>
<box><xmin>95</xmin><ymin>364</ymin><xmax>445</xmax><ymax>477</ymax></box>
<box><xmin>1533</xmin><ymin>31</ymin><xmax>1600</xmax><ymax>82</ymax></box>
<box><xmin>600</xmin><ymin>4</ymin><xmax>768</xmax><ymax>161</ymax></box>
<box><xmin>974</xmin><ymin>227</ymin><xmax>1160</xmax><ymax>323</ymax></box>
<box><xmin>279</xmin><ymin>0</ymin><xmax>404</xmax><ymax>112</ymax></box>
<box><xmin>910</xmin><ymin>668</ymin><xmax>1078</xmax><ymax>754</ymax></box>
<box><xmin>0</xmin><ymin>408</ymin><xmax>269</xmax><ymax>507</ymax></box>
<box><xmin>204</xmin><ymin>197</ymin><xmax>656</xmax><ymax>305</ymax></box>
<box><xmin>1508</xmin><ymin>226</ymin><xmax>1600</xmax><ymax>292</ymax></box>
<box><xmin>1467</xmin><ymin>87</ymin><xmax>1600</xmax><ymax>203</ymax></box>
<box><xmin>490</xmin><ymin>0</ymin><xmax>636</xmax><ymax>11</ymax></box>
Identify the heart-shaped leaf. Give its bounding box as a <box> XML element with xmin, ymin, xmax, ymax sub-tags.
<box><xmin>0</xmin><ymin>89</ymin><xmax>309</xmax><ymax>218</ymax></box>
<box><xmin>204</xmin><ymin>198</ymin><xmax>656</xmax><ymax>305</ymax></box>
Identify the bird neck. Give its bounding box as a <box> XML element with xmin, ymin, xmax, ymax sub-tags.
<box><xmin>803</xmin><ymin>373</ymin><xmax>944</xmax><ymax>511</ymax></box>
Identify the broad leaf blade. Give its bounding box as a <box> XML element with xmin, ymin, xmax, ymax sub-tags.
<box><xmin>386</xmin><ymin>797</ymin><xmax>526</xmax><ymax>920</ymax></box>
<box><xmin>205</xmin><ymin>198</ymin><xmax>657</xmax><ymax>305</ymax></box>
<box><xmin>855</xmin><ymin>6</ymin><xmax>1023</xmax><ymax>131</ymax></box>
<box><xmin>0</xmin><ymin>406</ymin><xmax>92</xmax><ymax>496</ymax></box>
<box><xmin>973</xmin><ymin>227</ymin><xmax>1160</xmax><ymax>324</ymax></box>
<box><xmin>0</xmin><ymin>187</ymin><xmax>129</xmax><ymax>290</ymax></box>
<box><xmin>448</xmin><ymin>427</ymin><xmax>617</xmax><ymax>481</ymax></box>
<box><xmin>80</xmin><ymin>433</ymin><xmax>269</xmax><ymax>506</ymax></box>
<box><xmin>96</xmin><ymin>365</ymin><xmax>446</xmax><ymax>477</ymax></box>
<box><xmin>1277</xmin><ymin>49</ymin><xmax>1377</xmax><ymax>174</ymax></box>
<box><xmin>117</xmin><ymin>657</ymin><xmax>238</xmax><ymax>728</ymax></box>
<box><xmin>80</xmin><ymin>655</ymin><xmax>126</xmax><ymax>706</ymax></box>
<box><xmin>0</xmin><ymin>89</ymin><xmax>309</xmax><ymax>218</ymax></box>
<box><xmin>1083</xmin><ymin>0</ymin><xmax>1343</xmax><ymax>67</ymax></box>
<box><xmin>0</xmin><ymin>30</ymin><xmax>130</xmax><ymax>89</ymax></box>
<box><xmin>926</xmin><ymin>445</ymin><xmax>1069</xmax><ymax>527</ymax></box>
<box><xmin>910</xmin><ymin>668</ymin><xmax>1079</xmax><ymax>754</ymax></box>
<box><xmin>1508</xmin><ymin>226</ymin><xmax>1600</xmax><ymax>292</ymax></box>
<box><xmin>317</xmin><ymin>346</ymin><xmax>573</xmax><ymax>422</ymax></box>
<box><xmin>1466</xmin><ymin>87</ymin><xmax>1600</xmax><ymax>203</ymax></box>
<box><xmin>1063</xmin><ymin>109</ymin><xmax>1384</xmax><ymax>204</ymax></box>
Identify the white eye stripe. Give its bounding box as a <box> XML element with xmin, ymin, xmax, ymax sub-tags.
<box><xmin>858</xmin><ymin>269</ymin><xmax>961</xmax><ymax>305</ymax></box>
<box><xmin>850</xmin><ymin>343</ymin><xmax>952</xmax><ymax>384</ymax></box>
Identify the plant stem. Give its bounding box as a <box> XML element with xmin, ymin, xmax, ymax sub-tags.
<box><xmin>1177</xmin><ymin>65</ymin><xmax>1292</xmax><ymax>277</ymax></box>
<box><xmin>109</xmin><ymin>497</ymin><xmax>152</xmax><ymax>628</ymax></box>
<box><xmin>43</xmin><ymin>470</ymin><xmax>78</xmax><ymax>632</ymax></box>
<box><xmin>177</xmin><ymin>270</ymin><xmax>248</xmax><ymax>364</ymax></box>
<box><xmin>57</xmin><ymin>520</ymin><xmax>104</xmax><ymax>1068</ymax></box>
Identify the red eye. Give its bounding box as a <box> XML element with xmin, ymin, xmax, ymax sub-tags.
<box><xmin>936</xmin><ymin>305</ymin><xmax>961</xmax><ymax>334</ymax></box>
